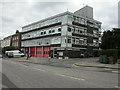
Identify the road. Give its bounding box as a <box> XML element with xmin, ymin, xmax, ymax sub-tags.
<box><xmin>2</xmin><ymin>59</ymin><xmax>119</xmax><ymax>88</ymax></box>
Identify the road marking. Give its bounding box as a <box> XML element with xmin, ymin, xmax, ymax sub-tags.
<box><xmin>112</xmin><ymin>71</ymin><xmax>118</xmax><ymax>73</ymax></box>
<box><xmin>56</xmin><ymin>74</ymin><xmax>85</xmax><ymax>81</ymax></box>
<box><xmin>114</xmin><ymin>86</ymin><xmax>119</xmax><ymax>88</ymax></box>
<box><xmin>18</xmin><ymin>63</ymin><xmax>28</xmax><ymax>67</ymax></box>
<box><xmin>32</xmin><ymin>67</ymin><xmax>45</xmax><ymax>72</ymax></box>
<box><xmin>104</xmin><ymin>68</ymin><xmax>113</xmax><ymax>70</ymax></box>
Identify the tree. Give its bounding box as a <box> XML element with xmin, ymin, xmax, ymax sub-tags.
<box><xmin>100</xmin><ymin>28</ymin><xmax>120</xmax><ymax>49</ymax></box>
<box><xmin>2</xmin><ymin>46</ymin><xmax>15</xmax><ymax>54</ymax></box>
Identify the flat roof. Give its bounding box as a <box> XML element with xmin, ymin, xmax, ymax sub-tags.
<box><xmin>22</xmin><ymin>11</ymin><xmax>101</xmax><ymax>28</ymax></box>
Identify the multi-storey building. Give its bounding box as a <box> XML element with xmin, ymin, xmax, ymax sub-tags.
<box><xmin>1</xmin><ymin>36</ymin><xmax>12</xmax><ymax>48</ymax></box>
<box><xmin>0</xmin><ymin>40</ymin><xmax>2</xmax><ymax>48</ymax></box>
<box><xmin>11</xmin><ymin>30</ymin><xmax>21</xmax><ymax>49</ymax></box>
<box><xmin>21</xmin><ymin>6</ymin><xmax>101</xmax><ymax>58</ymax></box>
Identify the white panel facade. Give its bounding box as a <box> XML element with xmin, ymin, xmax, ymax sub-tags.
<box><xmin>22</xmin><ymin>15</ymin><xmax>65</xmax><ymax>32</ymax></box>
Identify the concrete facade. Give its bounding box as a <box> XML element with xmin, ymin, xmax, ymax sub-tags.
<box><xmin>21</xmin><ymin>6</ymin><xmax>101</xmax><ymax>58</ymax></box>
<box><xmin>74</xmin><ymin>6</ymin><xmax>93</xmax><ymax>19</ymax></box>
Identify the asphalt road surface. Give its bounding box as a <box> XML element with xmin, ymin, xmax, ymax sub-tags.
<box><xmin>2</xmin><ymin>59</ymin><xmax>119</xmax><ymax>88</ymax></box>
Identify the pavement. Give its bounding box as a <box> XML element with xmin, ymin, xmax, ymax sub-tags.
<box><xmin>73</xmin><ymin>58</ymin><xmax>119</xmax><ymax>70</ymax></box>
<box><xmin>3</xmin><ymin>57</ymin><xmax>119</xmax><ymax>70</ymax></box>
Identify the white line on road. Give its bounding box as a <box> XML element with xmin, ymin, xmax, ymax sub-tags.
<box><xmin>112</xmin><ymin>71</ymin><xmax>118</xmax><ymax>73</ymax></box>
<box><xmin>5</xmin><ymin>60</ymin><xmax>46</xmax><ymax>72</ymax></box>
<box><xmin>114</xmin><ymin>86</ymin><xmax>119</xmax><ymax>88</ymax></box>
<box><xmin>32</xmin><ymin>67</ymin><xmax>45</xmax><ymax>72</ymax></box>
<box><xmin>56</xmin><ymin>74</ymin><xmax>85</xmax><ymax>81</ymax></box>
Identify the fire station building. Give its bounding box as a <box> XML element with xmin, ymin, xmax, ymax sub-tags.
<box><xmin>21</xmin><ymin>6</ymin><xmax>101</xmax><ymax>58</ymax></box>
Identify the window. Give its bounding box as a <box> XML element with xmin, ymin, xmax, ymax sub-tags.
<box><xmin>49</xmin><ymin>30</ymin><xmax>51</xmax><ymax>33</ymax></box>
<box><xmin>73</xmin><ymin>27</ymin><xmax>75</xmax><ymax>32</ymax></box>
<box><xmin>75</xmin><ymin>38</ymin><xmax>79</xmax><ymax>44</ymax></box>
<box><xmin>76</xmin><ymin>17</ymin><xmax>79</xmax><ymax>22</ymax></box>
<box><xmin>61</xmin><ymin>37</ymin><xmax>66</xmax><ymax>44</ymax></box>
<box><xmin>80</xmin><ymin>31</ymin><xmax>82</xmax><ymax>33</ymax></box>
<box><xmin>44</xmin><ymin>31</ymin><xmax>46</xmax><ymax>34</ymax></box>
<box><xmin>75</xmin><ymin>27</ymin><xmax>78</xmax><ymax>33</ymax></box>
<box><xmin>80</xmin><ymin>18</ymin><xmax>85</xmax><ymax>24</ymax></box>
<box><xmin>67</xmin><ymin>38</ymin><xmax>71</xmax><ymax>43</ymax></box>
<box><xmin>58</xmin><ymin>28</ymin><xmax>61</xmax><ymax>32</ymax></box>
<box><xmin>16</xmin><ymin>42</ymin><xmax>18</xmax><ymax>46</ymax></box>
<box><xmin>41</xmin><ymin>32</ymin><xmax>43</xmax><ymax>35</ymax></box>
<box><xmin>72</xmin><ymin>38</ymin><xmax>75</xmax><ymax>44</ymax></box>
<box><xmin>68</xmin><ymin>27</ymin><xmax>72</xmax><ymax>32</ymax></box>
<box><xmin>16</xmin><ymin>37</ymin><xmax>18</xmax><ymax>40</ymax></box>
<box><xmin>73</xmin><ymin>16</ymin><xmax>76</xmax><ymax>21</ymax></box>
<box><xmin>52</xmin><ymin>30</ymin><xmax>55</xmax><ymax>33</ymax></box>
<box><xmin>79</xmin><ymin>40</ymin><xmax>82</xmax><ymax>44</ymax></box>
<box><xmin>39</xmin><ymin>43</ymin><xmax>41</xmax><ymax>45</ymax></box>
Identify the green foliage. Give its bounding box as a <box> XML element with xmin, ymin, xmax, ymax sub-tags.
<box><xmin>2</xmin><ymin>46</ymin><xmax>15</xmax><ymax>54</ymax></box>
<box><xmin>100</xmin><ymin>28</ymin><xmax>120</xmax><ymax>49</ymax></box>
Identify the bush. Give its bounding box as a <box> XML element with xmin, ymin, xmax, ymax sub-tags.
<box><xmin>2</xmin><ymin>46</ymin><xmax>15</xmax><ymax>54</ymax></box>
<box><xmin>99</xmin><ymin>49</ymin><xmax>118</xmax><ymax>63</ymax></box>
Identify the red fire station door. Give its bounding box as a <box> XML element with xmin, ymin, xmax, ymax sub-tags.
<box><xmin>43</xmin><ymin>46</ymin><xmax>51</xmax><ymax>57</ymax></box>
<box><xmin>36</xmin><ymin>47</ymin><xmax>43</xmax><ymax>57</ymax></box>
<box><xmin>30</xmin><ymin>47</ymin><xmax>35</xmax><ymax>57</ymax></box>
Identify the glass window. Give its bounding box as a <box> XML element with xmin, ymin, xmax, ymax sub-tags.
<box><xmin>28</xmin><ymin>35</ymin><xmax>30</xmax><ymax>37</ymax></box>
<box><xmin>58</xmin><ymin>28</ymin><xmax>61</xmax><ymax>32</ymax></box>
<box><xmin>75</xmin><ymin>27</ymin><xmax>79</xmax><ymax>33</ymax></box>
<box><xmin>68</xmin><ymin>27</ymin><xmax>71</xmax><ymax>32</ymax></box>
<box><xmin>73</xmin><ymin>16</ymin><xmax>76</xmax><ymax>21</ymax></box>
<box><xmin>76</xmin><ymin>17</ymin><xmax>79</xmax><ymax>22</ymax></box>
<box><xmin>67</xmin><ymin>38</ymin><xmax>71</xmax><ymax>43</ymax></box>
<box><xmin>52</xmin><ymin>30</ymin><xmax>55</xmax><ymax>33</ymax></box>
<box><xmin>49</xmin><ymin>30</ymin><xmax>51</xmax><ymax>33</ymax></box>
<box><xmin>72</xmin><ymin>38</ymin><xmax>75</xmax><ymax>44</ymax></box>
<box><xmin>68</xmin><ymin>15</ymin><xmax>72</xmax><ymax>21</ymax></box>
<box><xmin>75</xmin><ymin>38</ymin><xmax>79</xmax><ymax>44</ymax></box>
<box><xmin>80</xmin><ymin>31</ymin><xmax>82</xmax><ymax>33</ymax></box>
<box><xmin>44</xmin><ymin>31</ymin><xmax>46</xmax><ymax>34</ymax></box>
<box><xmin>41</xmin><ymin>32</ymin><xmax>43</xmax><ymax>35</ymax></box>
<box><xmin>79</xmin><ymin>40</ymin><xmax>82</xmax><ymax>44</ymax></box>
<box><xmin>80</xmin><ymin>18</ymin><xmax>85</xmax><ymax>24</ymax></box>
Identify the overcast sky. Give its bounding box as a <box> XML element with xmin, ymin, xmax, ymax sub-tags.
<box><xmin>0</xmin><ymin>0</ymin><xmax>119</xmax><ymax>39</ymax></box>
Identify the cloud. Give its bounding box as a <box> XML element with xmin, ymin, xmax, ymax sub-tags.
<box><xmin>0</xmin><ymin>0</ymin><xmax>119</xmax><ymax>39</ymax></box>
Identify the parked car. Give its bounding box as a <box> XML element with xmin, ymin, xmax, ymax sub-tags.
<box><xmin>80</xmin><ymin>53</ymin><xmax>85</xmax><ymax>58</ymax></box>
<box><xmin>0</xmin><ymin>54</ymin><xmax>3</xmax><ymax>58</ymax></box>
<box><xmin>5</xmin><ymin>50</ymin><xmax>24</xmax><ymax>58</ymax></box>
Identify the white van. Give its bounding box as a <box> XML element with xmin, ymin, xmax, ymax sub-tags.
<box><xmin>5</xmin><ymin>50</ymin><xmax>24</xmax><ymax>57</ymax></box>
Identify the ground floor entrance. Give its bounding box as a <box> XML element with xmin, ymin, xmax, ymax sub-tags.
<box><xmin>23</xmin><ymin>46</ymin><xmax>98</xmax><ymax>58</ymax></box>
<box><xmin>25</xmin><ymin>46</ymin><xmax>51</xmax><ymax>57</ymax></box>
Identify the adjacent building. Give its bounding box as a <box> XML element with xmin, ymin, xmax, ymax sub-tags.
<box><xmin>21</xmin><ymin>6</ymin><xmax>101</xmax><ymax>58</ymax></box>
<box><xmin>0</xmin><ymin>30</ymin><xmax>21</xmax><ymax>49</ymax></box>
<box><xmin>1</xmin><ymin>36</ymin><xmax>12</xmax><ymax>48</ymax></box>
<box><xmin>11</xmin><ymin>30</ymin><xmax>21</xmax><ymax>49</ymax></box>
<box><xmin>0</xmin><ymin>40</ymin><xmax>2</xmax><ymax>48</ymax></box>
<box><xmin>0</xmin><ymin>40</ymin><xmax>2</xmax><ymax>54</ymax></box>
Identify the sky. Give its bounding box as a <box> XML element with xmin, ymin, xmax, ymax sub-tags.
<box><xmin>0</xmin><ymin>0</ymin><xmax>119</xmax><ymax>39</ymax></box>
